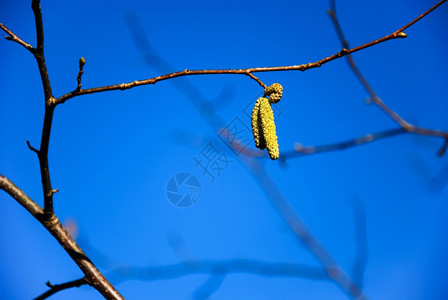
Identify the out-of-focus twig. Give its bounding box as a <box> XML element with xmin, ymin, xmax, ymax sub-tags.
<box><xmin>350</xmin><ymin>197</ymin><xmax>368</xmax><ymax>290</ymax></box>
<box><xmin>109</xmin><ymin>259</ymin><xmax>328</xmax><ymax>282</ymax></box>
<box><xmin>282</xmin><ymin>128</ymin><xmax>405</xmax><ymax>160</ymax></box>
<box><xmin>241</xmin><ymin>155</ymin><xmax>367</xmax><ymax>299</ymax></box>
<box><xmin>74</xmin><ymin>229</ymin><xmax>330</xmax><ymax>292</ymax></box>
<box><xmin>439</xmin><ymin>138</ymin><xmax>448</xmax><ymax>157</ymax></box>
<box><xmin>218</xmin><ymin>128</ymin><xmax>266</xmax><ymax>158</ymax></box>
<box><xmin>328</xmin><ymin>1</ymin><xmax>448</xmax><ymax>151</ymax></box>
<box><xmin>30</xmin><ymin>0</ymin><xmax>57</xmax><ymax>216</ymax></box>
<box><xmin>193</xmin><ymin>270</ymin><xmax>226</xmax><ymax>300</ymax></box>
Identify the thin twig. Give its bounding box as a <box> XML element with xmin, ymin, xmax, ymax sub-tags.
<box><xmin>247</xmin><ymin>73</ymin><xmax>267</xmax><ymax>89</ymax></box>
<box><xmin>76</xmin><ymin>57</ymin><xmax>86</xmax><ymax>92</ymax></box>
<box><xmin>336</xmin><ymin>0</ymin><xmax>447</xmax><ymax>56</ymax></box>
<box><xmin>34</xmin><ymin>278</ymin><xmax>88</xmax><ymax>300</ymax></box>
<box><xmin>27</xmin><ymin>140</ymin><xmax>40</xmax><ymax>155</ymax></box>
<box><xmin>54</xmin><ymin>0</ymin><xmax>447</xmax><ymax>106</ymax></box>
<box><xmin>0</xmin><ymin>23</ymin><xmax>35</xmax><ymax>52</ymax></box>
<box><xmin>0</xmin><ymin>175</ymin><xmax>124</xmax><ymax>300</ymax></box>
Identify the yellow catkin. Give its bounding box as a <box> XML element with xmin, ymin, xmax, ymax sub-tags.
<box><xmin>258</xmin><ymin>97</ymin><xmax>279</xmax><ymax>160</ymax></box>
<box><xmin>251</xmin><ymin>97</ymin><xmax>266</xmax><ymax>150</ymax></box>
<box><xmin>250</xmin><ymin>83</ymin><xmax>283</xmax><ymax>160</ymax></box>
<box><xmin>264</xmin><ymin>83</ymin><xmax>283</xmax><ymax>104</ymax></box>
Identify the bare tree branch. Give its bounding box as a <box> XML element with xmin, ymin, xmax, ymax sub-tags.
<box><xmin>328</xmin><ymin>2</ymin><xmax>448</xmax><ymax>146</ymax></box>
<box><xmin>34</xmin><ymin>277</ymin><xmax>88</xmax><ymax>300</ymax></box>
<box><xmin>0</xmin><ymin>175</ymin><xmax>124</xmax><ymax>299</ymax></box>
<box><xmin>53</xmin><ymin>0</ymin><xmax>446</xmax><ymax>106</ymax></box>
<box><xmin>1</xmin><ymin>0</ymin><xmax>62</xmax><ymax>216</ymax></box>
<box><xmin>332</xmin><ymin>0</ymin><xmax>447</xmax><ymax>57</ymax></box>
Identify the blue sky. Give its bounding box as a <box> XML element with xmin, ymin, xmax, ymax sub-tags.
<box><xmin>1</xmin><ymin>0</ymin><xmax>447</xmax><ymax>299</ymax></box>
